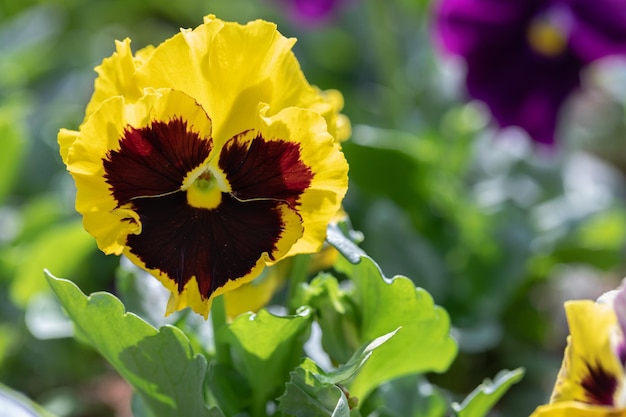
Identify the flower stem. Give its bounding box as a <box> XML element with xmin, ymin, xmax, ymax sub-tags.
<box><xmin>210</xmin><ymin>294</ymin><xmax>231</xmax><ymax>365</ymax></box>
<box><xmin>286</xmin><ymin>254</ymin><xmax>312</xmax><ymax>313</ymax></box>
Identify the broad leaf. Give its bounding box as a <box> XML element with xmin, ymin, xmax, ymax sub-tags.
<box><xmin>278</xmin><ymin>359</ymin><xmax>351</xmax><ymax>417</ymax></box>
<box><xmin>333</xmin><ymin>249</ymin><xmax>457</xmax><ymax>399</ymax></box>
<box><xmin>220</xmin><ymin>308</ymin><xmax>313</xmax><ymax>416</ymax></box>
<box><xmin>45</xmin><ymin>272</ymin><xmax>212</xmax><ymax>417</ymax></box>
<box><xmin>279</xmin><ymin>331</ymin><xmax>397</xmax><ymax>417</ymax></box>
<box><xmin>452</xmin><ymin>368</ymin><xmax>525</xmax><ymax>417</ymax></box>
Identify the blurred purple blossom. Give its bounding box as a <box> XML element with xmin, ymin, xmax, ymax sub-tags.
<box><xmin>280</xmin><ymin>0</ymin><xmax>349</xmax><ymax>25</ymax></box>
<box><xmin>434</xmin><ymin>0</ymin><xmax>626</xmax><ymax>146</ymax></box>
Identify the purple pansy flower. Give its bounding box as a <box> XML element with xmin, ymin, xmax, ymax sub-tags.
<box><xmin>280</xmin><ymin>0</ymin><xmax>349</xmax><ymax>25</ymax></box>
<box><xmin>434</xmin><ymin>0</ymin><xmax>626</xmax><ymax>146</ymax></box>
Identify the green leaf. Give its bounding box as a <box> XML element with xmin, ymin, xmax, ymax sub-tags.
<box><xmin>45</xmin><ymin>272</ymin><xmax>212</xmax><ymax>417</ymax></box>
<box><xmin>452</xmin><ymin>368</ymin><xmax>525</xmax><ymax>417</ymax></box>
<box><xmin>0</xmin><ymin>107</ymin><xmax>26</xmax><ymax>204</ymax></box>
<box><xmin>294</xmin><ymin>273</ymin><xmax>360</xmax><ymax>364</ymax></box>
<box><xmin>359</xmin><ymin>375</ymin><xmax>448</xmax><ymax>417</ymax></box>
<box><xmin>331</xmin><ymin>247</ymin><xmax>457</xmax><ymax>400</ymax></box>
<box><xmin>322</xmin><ymin>329</ymin><xmax>399</xmax><ymax>386</ymax></box>
<box><xmin>11</xmin><ymin>221</ymin><xmax>97</xmax><ymax>306</ymax></box>
<box><xmin>0</xmin><ymin>383</ymin><xmax>57</xmax><ymax>417</ymax></box>
<box><xmin>279</xmin><ymin>330</ymin><xmax>397</xmax><ymax>417</ymax></box>
<box><xmin>220</xmin><ymin>307</ymin><xmax>313</xmax><ymax>416</ymax></box>
<box><xmin>278</xmin><ymin>359</ymin><xmax>351</xmax><ymax>417</ymax></box>
<box><xmin>326</xmin><ymin>223</ymin><xmax>366</xmax><ymax>265</ymax></box>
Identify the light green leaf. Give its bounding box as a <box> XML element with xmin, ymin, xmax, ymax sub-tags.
<box><xmin>0</xmin><ymin>383</ymin><xmax>57</xmax><ymax>417</ymax></box>
<box><xmin>11</xmin><ymin>221</ymin><xmax>96</xmax><ymax>306</ymax></box>
<box><xmin>0</xmin><ymin>108</ymin><xmax>26</xmax><ymax>204</ymax></box>
<box><xmin>335</xmin><ymin>254</ymin><xmax>457</xmax><ymax>400</ymax></box>
<box><xmin>45</xmin><ymin>272</ymin><xmax>212</xmax><ymax>417</ymax></box>
<box><xmin>452</xmin><ymin>368</ymin><xmax>525</xmax><ymax>417</ymax></box>
<box><xmin>221</xmin><ymin>308</ymin><xmax>313</xmax><ymax>416</ymax></box>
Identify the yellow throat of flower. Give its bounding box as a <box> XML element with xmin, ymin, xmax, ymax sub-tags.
<box><xmin>527</xmin><ymin>18</ymin><xmax>568</xmax><ymax>57</ymax></box>
<box><xmin>186</xmin><ymin>169</ymin><xmax>223</xmax><ymax>210</ymax></box>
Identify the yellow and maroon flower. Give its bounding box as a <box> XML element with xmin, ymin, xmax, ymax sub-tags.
<box><xmin>530</xmin><ymin>283</ymin><xmax>626</xmax><ymax>416</ymax></box>
<box><xmin>58</xmin><ymin>15</ymin><xmax>349</xmax><ymax>317</ymax></box>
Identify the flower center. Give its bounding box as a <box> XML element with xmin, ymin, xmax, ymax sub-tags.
<box><xmin>527</xmin><ymin>14</ymin><xmax>568</xmax><ymax>57</ymax></box>
<box><xmin>187</xmin><ymin>170</ymin><xmax>222</xmax><ymax>209</ymax></box>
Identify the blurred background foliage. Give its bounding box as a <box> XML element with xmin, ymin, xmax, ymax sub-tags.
<box><xmin>1</xmin><ymin>0</ymin><xmax>626</xmax><ymax>416</ymax></box>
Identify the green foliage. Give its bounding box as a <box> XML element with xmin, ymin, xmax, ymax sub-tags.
<box><xmin>278</xmin><ymin>331</ymin><xmax>398</xmax><ymax>417</ymax></box>
<box><xmin>0</xmin><ymin>107</ymin><xmax>26</xmax><ymax>204</ymax></box>
<box><xmin>452</xmin><ymin>368</ymin><xmax>526</xmax><ymax>417</ymax></box>
<box><xmin>45</xmin><ymin>272</ymin><xmax>212</xmax><ymax>417</ymax></box>
<box><xmin>217</xmin><ymin>308</ymin><xmax>314</xmax><ymax>416</ymax></box>
<box><xmin>11</xmin><ymin>221</ymin><xmax>96</xmax><ymax>307</ymax></box>
<box><xmin>333</xmin><ymin>255</ymin><xmax>458</xmax><ymax>400</ymax></box>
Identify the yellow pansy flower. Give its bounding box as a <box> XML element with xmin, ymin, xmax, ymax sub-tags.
<box><xmin>58</xmin><ymin>15</ymin><xmax>349</xmax><ymax>318</ymax></box>
<box><xmin>530</xmin><ymin>284</ymin><xmax>626</xmax><ymax>416</ymax></box>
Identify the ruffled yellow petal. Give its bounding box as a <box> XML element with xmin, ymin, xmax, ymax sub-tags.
<box><xmin>131</xmin><ymin>15</ymin><xmax>348</xmax><ymax>145</ymax></box>
<box><xmin>58</xmin><ymin>128</ymin><xmax>80</xmax><ymax>165</ymax></box>
<box><xmin>84</xmin><ymin>39</ymin><xmax>150</xmax><ymax>123</ymax></box>
<box><xmin>255</xmin><ymin>105</ymin><xmax>348</xmax><ymax>256</ymax></box>
<box><xmin>551</xmin><ymin>300</ymin><xmax>623</xmax><ymax>404</ymax></box>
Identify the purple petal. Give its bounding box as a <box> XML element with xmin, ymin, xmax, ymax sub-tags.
<box><xmin>466</xmin><ymin>47</ymin><xmax>582</xmax><ymax>146</ymax></box>
<box><xmin>434</xmin><ymin>0</ymin><xmax>542</xmax><ymax>58</ymax></box>
<box><xmin>567</xmin><ymin>0</ymin><xmax>626</xmax><ymax>62</ymax></box>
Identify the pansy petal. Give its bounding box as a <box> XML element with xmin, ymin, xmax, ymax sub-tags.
<box><xmin>135</xmin><ymin>15</ymin><xmax>344</xmax><ymax>145</ymax></box>
<box><xmin>124</xmin><ymin>194</ymin><xmax>303</xmax><ymax>318</ymax></box>
<box><xmin>551</xmin><ymin>300</ymin><xmax>623</xmax><ymax>406</ymax></box>
<box><xmin>58</xmin><ymin>128</ymin><xmax>80</xmax><ymax>166</ymax></box>
<box><xmin>530</xmin><ymin>401</ymin><xmax>625</xmax><ymax>417</ymax></box>
<box><xmin>62</xmin><ymin>89</ymin><xmax>213</xmax><ymax>254</ymax></box>
<box><xmin>434</xmin><ymin>0</ymin><xmax>537</xmax><ymax>58</ymax></box>
<box><xmin>84</xmin><ymin>39</ymin><xmax>150</xmax><ymax>122</ymax></box>
<box><xmin>466</xmin><ymin>48</ymin><xmax>581</xmax><ymax>145</ymax></box>
<box><xmin>258</xmin><ymin>106</ymin><xmax>348</xmax><ymax>255</ymax></box>
<box><xmin>223</xmin><ymin>260</ymin><xmax>291</xmax><ymax>320</ymax></box>
<box><xmin>568</xmin><ymin>0</ymin><xmax>626</xmax><ymax>62</ymax></box>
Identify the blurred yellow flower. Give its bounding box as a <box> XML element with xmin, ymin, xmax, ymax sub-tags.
<box><xmin>530</xmin><ymin>285</ymin><xmax>626</xmax><ymax>416</ymax></box>
<box><xmin>58</xmin><ymin>15</ymin><xmax>349</xmax><ymax>318</ymax></box>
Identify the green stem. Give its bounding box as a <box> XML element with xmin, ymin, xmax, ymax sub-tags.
<box><xmin>286</xmin><ymin>254</ymin><xmax>312</xmax><ymax>313</ymax></box>
<box><xmin>210</xmin><ymin>294</ymin><xmax>231</xmax><ymax>365</ymax></box>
